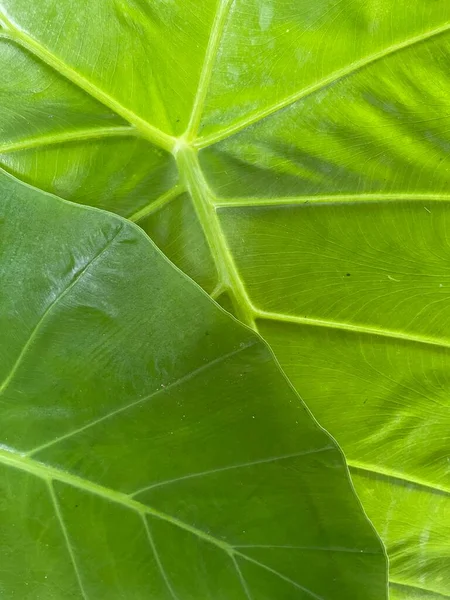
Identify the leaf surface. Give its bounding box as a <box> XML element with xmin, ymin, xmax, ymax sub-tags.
<box><xmin>0</xmin><ymin>0</ymin><xmax>449</xmax><ymax>595</ymax></box>
<box><xmin>0</xmin><ymin>172</ymin><xmax>386</xmax><ymax>598</ymax></box>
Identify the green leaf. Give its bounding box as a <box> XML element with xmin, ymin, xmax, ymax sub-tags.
<box><xmin>0</xmin><ymin>171</ymin><xmax>386</xmax><ymax>598</ymax></box>
<box><xmin>0</xmin><ymin>0</ymin><xmax>448</xmax><ymax>596</ymax></box>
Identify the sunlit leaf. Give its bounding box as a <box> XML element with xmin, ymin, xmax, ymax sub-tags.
<box><xmin>0</xmin><ymin>0</ymin><xmax>448</xmax><ymax>595</ymax></box>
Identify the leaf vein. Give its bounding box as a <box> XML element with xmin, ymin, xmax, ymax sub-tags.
<box><xmin>27</xmin><ymin>340</ymin><xmax>258</xmax><ymax>456</ymax></box>
<box><xmin>48</xmin><ymin>480</ymin><xmax>88</xmax><ymax>600</ymax></box>
<box><xmin>348</xmin><ymin>461</ymin><xmax>450</xmax><ymax>496</ymax></box>
<box><xmin>213</xmin><ymin>193</ymin><xmax>450</xmax><ymax>208</ymax></box>
<box><xmin>0</xmin><ymin>126</ymin><xmax>137</xmax><ymax>155</ymax></box>
<box><xmin>129</xmin><ymin>184</ymin><xmax>184</xmax><ymax>223</ymax></box>
<box><xmin>0</xmin><ymin>227</ymin><xmax>122</xmax><ymax>399</ymax></box>
<box><xmin>231</xmin><ymin>555</ymin><xmax>253</xmax><ymax>600</ymax></box>
<box><xmin>233</xmin><ymin>544</ymin><xmax>379</xmax><ymax>555</ymax></box>
<box><xmin>131</xmin><ymin>446</ymin><xmax>333</xmax><ymax>497</ymax></box>
<box><xmin>142</xmin><ymin>515</ymin><xmax>179</xmax><ymax>600</ymax></box>
<box><xmin>255</xmin><ymin>309</ymin><xmax>450</xmax><ymax>351</ymax></box>
<box><xmin>185</xmin><ymin>0</ymin><xmax>234</xmax><ymax>140</ymax></box>
<box><xmin>0</xmin><ymin>24</ymin><xmax>174</xmax><ymax>151</ymax></box>
<box><xmin>197</xmin><ymin>21</ymin><xmax>450</xmax><ymax>148</ymax></box>
<box><xmin>0</xmin><ymin>447</ymin><xmax>369</xmax><ymax>597</ymax></box>
<box><xmin>234</xmin><ymin>551</ymin><xmax>325</xmax><ymax>600</ymax></box>
<box><xmin>390</xmin><ymin>579</ymin><xmax>450</xmax><ymax>598</ymax></box>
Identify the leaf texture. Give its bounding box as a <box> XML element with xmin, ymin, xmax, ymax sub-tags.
<box><xmin>0</xmin><ymin>172</ymin><xmax>386</xmax><ymax>598</ymax></box>
<box><xmin>0</xmin><ymin>0</ymin><xmax>448</xmax><ymax>595</ymax></box>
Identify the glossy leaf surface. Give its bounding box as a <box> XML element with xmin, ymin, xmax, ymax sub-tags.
<box><xmin>0</xmin><ymin>1</ymin><xmax>449</xmax><ymax>596</ymax></box>
<box><xmin>0</xmin><ymin>172</ymin><xmax>386</xmax><ymax>598</ymax></box>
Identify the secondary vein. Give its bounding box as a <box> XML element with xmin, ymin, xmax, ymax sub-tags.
<box><xmin>0</xmin><ymin>228</ymin><xmax>122</xmax><ymax>399</ymax></box>
<box><xmin>27</xmin><ymin>341</ymin><xmax>257</xmax><ymax>457</ymax></box>
<box><xmin>128</xmin><ymin>184</ymin><xmax>184</xmax><ymax>223</ymax></box>
<box><xmin>185</xmin><ymin>0</ymin><xmax>234</xmax><ymax>141</ymax></box>
<box><xmin>213</xmin><ymin>193</ymin><xmax>450</xmax><ymax>208</ymax></box>
<box><xmin>0</xmin><ymin>126</ymin><xmax>138</xmax><ymax>154</ymax></box>
<box><xmin>390</xmin><ymin>580</ymin><xmax>450</xmax><ymax>598</ymax></box>
<box><xmin>131</xmin><ymin>447</ymin><xmax>332</xmax><ymax>497</ymax></box>
<box><xmin>48</xmin><ymin>480</ymin><xmax>89</xmax><ymax>600</ymax></box>
<box><xmin>254</xmin><ymin>309</ymin><xmax>450</xmax><ymax>352</ymax></box>
<box><xmin>348</xmin><ymin>461</ymin><xmax>450</xmax><ymax>497</ymax></box>
<box><xmin>142</xmin><ymin>516</ymin><xmax>179</xmax><ymax>600</ymax></box>
<box><xmin>0</xmin><ymin>18</ymin><xmax>175</xmax><ymax>152</ymax></box>
<box><xmin>196</xmin><ymin>21</ymin><xmax>450</xmax><ymax>148</ymax></box>
<box><xmin>233</xmin><ymin>552</ymin><xmax>325</xmax><ymax>600</ymax></box>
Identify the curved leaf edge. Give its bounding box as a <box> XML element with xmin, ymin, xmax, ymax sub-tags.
<box><xmin>0</xmin><ymin>164</ymin><xmax>389</xmax><ymax>593</ymax></box>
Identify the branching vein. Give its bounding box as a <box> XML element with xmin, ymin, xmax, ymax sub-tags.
<box><xmin>0</xmin><ymin>16</ymin><xmax>175</xmax><ymax>151</ymax></box>
<box><xmin>233</xmin><ymin>552</ymin><xmax>325</xmax><ymax>600</ymax></box>
<box><xmin>142</xmin><ymin>515</ymin><xmax>179</xmax><ymax>600</ymax></box>
<box><xmin>196</xmin><ymin>21</ymin><xmax>450</xmax><ymax>148</ymax></box>
<box><xmin>48</xmin><ymin>480</ymin><xmax>88</xmax><ymax>600</ymax></box>
<box><xmin>129</xmin><ymin>184</ymin><xmax>184</xmax><ymax>223</ymax></box>
<box><xmin>231</xmin><ymin>555</ymin><xmax>253</xmax><ymax>600</ymax></box>
<box><xmin>0</xmin><ymin>446</ymin><xmax>338</xmax><ymax>598</ymax></box>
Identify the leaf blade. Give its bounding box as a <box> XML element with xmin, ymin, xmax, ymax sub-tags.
<box><xmin>0</xmin><ymin>172</ymin><xmax>386</xmax><ymax>598</ymax></box>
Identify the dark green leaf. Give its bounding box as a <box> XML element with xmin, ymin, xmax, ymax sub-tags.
<box><xmin>0</xmin><ymin>172</ymin><xmax>385</xmax><ymax>598</ymax></box>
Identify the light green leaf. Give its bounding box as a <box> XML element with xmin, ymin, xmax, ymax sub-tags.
<box><xmin>0</xmin><ymin>172</ymin><xmax>386</xmax><ymax>598</ymax></box>
<box><xmin>0</xmin><ymin>0</ymin><xmax>448</xmax><ymax>596</ymax></box>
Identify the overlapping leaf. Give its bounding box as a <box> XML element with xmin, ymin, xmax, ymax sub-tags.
<box><xmin>0</xmin><ymin>172</ymin><xmax>386</xmax><ymax>598</ymax></box>
<box><xmin>0</xmin><ymin>0</ymin><xmax>448</xmax><ymax>596</ymax></box>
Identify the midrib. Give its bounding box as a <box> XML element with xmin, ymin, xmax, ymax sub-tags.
<box><xmin>0</xmin><ymin>446</ymin><xmax>328</xmax><ymax>597</ymax></box>
<box><xmin>175</xmin><ymin>143</ymin><xmax>255</xmax><ymax>327</ymax></box>
<box><xmin>0</xmin><ymin>446</ymin><xmax>232</xmax><ymax>552</ymax></box>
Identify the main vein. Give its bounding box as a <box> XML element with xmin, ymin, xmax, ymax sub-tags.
<box><xmin>0</xmin><ymin>446</ymin><xmax>232</xmax><ymax>552</ymax></box>
<box><xmin>0</xmin><ymin>444</ymin><xmax>327</xmax><ymax>599</ymax></box>
<box><xmin>175</xmin><ymin>144</ymin><xmax>255</xmax><ymax>327</ymax></box>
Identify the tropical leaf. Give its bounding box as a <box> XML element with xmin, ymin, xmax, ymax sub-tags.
<box><xmin>0</xmin><ymin>171</ymin><xmax>386</xmax><ymax>598</ymax></box>
<box><xmin>0</xmin><ymin>0</ymin><xmax>448</xmax><ymax>596</ymax></box>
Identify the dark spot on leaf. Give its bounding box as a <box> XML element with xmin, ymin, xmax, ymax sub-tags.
<box><xmin>346</xmin><ymin>273</ymin><xmax>351</xmax><ymax>277</ymax></box>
